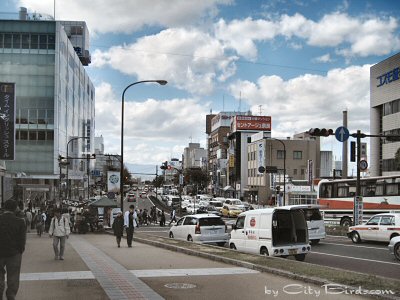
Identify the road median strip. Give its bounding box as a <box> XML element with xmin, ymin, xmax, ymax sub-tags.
<box><xmin>132</xmin><ymin>232</ymin><xmax>400</xmax><ymax>299</ymax></box>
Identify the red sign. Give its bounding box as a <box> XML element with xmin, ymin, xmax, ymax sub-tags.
<box><xmin>233</xmin><ymin>116</ymin><xmax>271</xmax><ymax>132</ymax></box>
<box><xmin>250</xmin><ymin>218</ymin><xmax>256</xmax><ymax>227</ymax></box>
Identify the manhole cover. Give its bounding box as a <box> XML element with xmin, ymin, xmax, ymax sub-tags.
<box><xmin>164</xmin><ymin>283</ymin><xmax>197</xmax><ymax>289</ymax></box>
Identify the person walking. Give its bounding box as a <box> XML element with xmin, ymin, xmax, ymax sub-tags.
<box><xmin>48</xmin><ymin>208</ymin><xmax>70</xmax><ymax>260</ymax></box>
<box><xmin>124</xmin><ymin>205</ymin><xmax>137</xmax><ymax>247</ymax></box>
<box><xmin>25</xmin><ymin>210</ymin><xmax>32</xmax><ymax>233</ymax></box>
<box><xmin>34</xmin><ymin>210</ymin><xmax>45</xmax><ymax>237</ymax></box>
<box><xmin>0</xmin><ymin>199</ymin><xmax>27</xmax><ymax>300</ymax></box>
<box><xmin>112</xmin><ymin>211</ymin><xmax>124</xmax><ymax>248</ymax></box>
<box><xmin>168</xmin><ymin>209</ymin><xmax>177</xmax><ymax>225</ymax></box>
<box><xmin>160</xmin><ymin>210</ymin><xmax>166</xmax><ymax>227</ymax></box>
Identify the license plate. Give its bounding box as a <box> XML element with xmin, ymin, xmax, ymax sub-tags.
<box><xmin>288</xmin><ymin>249</ymin><xmax>297</xmax><ymax>255</ymax></box>
<box><xmin>210</xmin><ymin>230</ymin><xmax>217</xmax><ymax>235</ymax></box>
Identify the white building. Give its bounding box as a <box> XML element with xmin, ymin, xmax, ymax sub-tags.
<box><xmin>370</xmin><ymin>52</ymin><xmax>400</xmax><ymax>176</ymax></box>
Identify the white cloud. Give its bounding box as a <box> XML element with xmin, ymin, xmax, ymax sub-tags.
<box><xmin>314</xmin><ymin>53</ymin><xmax>333</xmax><ymax>63</ymax></box>
<box><xmin>92</xmin><ymin>28</ymin><xmax>238</xmax><ymax>95</ymax></box>
<box><xmin>17</xmin><ymin>0</ymin><xmax>233</xmax><ymax>34</ymax></box>
<box><xmin>228</xmin><ymin>64</ymin><xmax>371</xmax><ymax>137</ymax></box>
<box><xmin>95</xmin><ymin>82</ymin><xmax>209</xmax><ymax>164</ymax></box>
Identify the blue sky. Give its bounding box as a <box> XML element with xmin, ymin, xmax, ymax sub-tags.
<box><xmin>4</xmin><ymin>0</ymin><xmax>400</xmax><ymax>175</ymax></box>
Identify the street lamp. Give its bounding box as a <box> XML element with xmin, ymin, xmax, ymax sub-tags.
<box><xmin>66</xmin><ymin>136</ymin><xmax>89</xmax><ymax>199</ymax></box>
<box><xmin>265</xmin><ymin>137</ymin><xmax>286</xmax><ymax>206</ymax></box>
<box><xmin>120</xmin><ymin>80</ymin><xmax>167</xmax><ymax>212</ymax></box>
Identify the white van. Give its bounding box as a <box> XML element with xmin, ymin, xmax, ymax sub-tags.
<box><xmin>285</xmin><ymin>205</ymin><xmax>326</xmax><ymax>245</ymax></box>
<box><xmin>229</xmin><ymin>207</ymin><xmax>311</xmax><ymax>261</ymax></box>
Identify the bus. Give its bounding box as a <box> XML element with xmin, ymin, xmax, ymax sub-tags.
<box><xmin>317</xmin><ymin>175</ymin><xmax>400</xmax><ymax>226</ymax></box>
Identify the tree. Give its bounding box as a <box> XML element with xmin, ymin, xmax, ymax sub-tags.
<box><xmin>152</xmin><ymin>175</ymin><xmax>164</xmax><ymax>188</ymax></box>
<box><xmin>184</xmin><ymin>168</ymin><xmax>209</xmax><ymax>191</ymax></box>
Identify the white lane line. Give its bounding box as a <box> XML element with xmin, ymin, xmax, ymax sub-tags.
<box><xmin>131</xmin><ymin>267</ymin><xmax>259</xmax><ymax>278</ymax></box>
<box><xmin>19</xmin><ymin>267</ymin><xmax>259</xmax><ymax>281</ymax></box>
<box><xmin>319</xmin><ymin>241</ymin><xmax>387</xmax><ymax>250</ymax></box>
<box><xmin>311</xmin><ymin>251</ymin><xmax>400</xmax><ymax>266</ymax></box>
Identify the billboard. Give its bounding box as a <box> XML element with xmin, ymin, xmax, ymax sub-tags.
<box><xmin>107</xmin><ymin>171</ymin><xmax>120</xmax><ymax>193</ymax></box>
<box><xmin>0</xmin><ymin>83</ymin><xmax>16</xmax><ymax>160</ymax></box>
<box><xmin>232</xmin><ymin>116</ymin><xmax>271</xmax><ymax>132</ymax></box>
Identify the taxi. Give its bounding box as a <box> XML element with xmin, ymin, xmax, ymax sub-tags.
<box><xmin>220</xmin><ymin>205</ymin><xmax>242</xmax><ymax>218</ymax></box>
<box><xmin>347</xmin><ymin>213</ymin><xmax>400</xmax><ymax>243</ymax></box>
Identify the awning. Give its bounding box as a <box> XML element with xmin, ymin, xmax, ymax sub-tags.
<box><xmin>223</xmin><ymin>185</ymin><xmax>234</xmax><ymax>192</ymax></box>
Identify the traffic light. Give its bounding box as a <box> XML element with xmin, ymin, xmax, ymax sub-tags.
<box><xmin>160</xmin><ymin>161</ymin><xmax>168</xmax><ymax>170</ymax></box>
<box><xmin>307</xmin><ymin>128</ymin><xmax>334</xmax><ymax>137</ymax></box>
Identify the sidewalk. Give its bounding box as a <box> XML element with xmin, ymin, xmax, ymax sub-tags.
<box><xmin>10</xmin><ymin>232</ymin><xmax>373</xmax><ymax>300</ymax></box>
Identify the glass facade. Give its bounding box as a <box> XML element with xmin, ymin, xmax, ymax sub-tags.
<box><xmin>0</xmin><ymin>19</ymin><xmax>95</xmax><ymax>201</ymax></box>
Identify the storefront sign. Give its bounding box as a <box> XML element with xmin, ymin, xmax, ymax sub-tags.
<box><xmin>0</xmin><ymin>83</ymin><xmax>15</xmax><ymax>160</ymax></box>
<box><xmin>377</xmin><ymin>67</ymin><xmax>400</xmax><ymax>87</ymax></box>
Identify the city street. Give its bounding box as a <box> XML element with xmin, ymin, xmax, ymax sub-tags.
<box><xmin>13</xmin><ymin>231</ymin><xmax>369</xmax><ymax>300</ymax></box>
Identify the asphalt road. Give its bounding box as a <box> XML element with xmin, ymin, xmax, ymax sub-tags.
<box><xmin>129</xmin><ymin>193</ymin><xmax>400</xmax><ymax>280</ymax></box>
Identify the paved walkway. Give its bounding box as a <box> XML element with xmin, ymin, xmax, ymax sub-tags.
<box><xmin>69</xmin><ymin>235</ymin><xmax>163</xmax><ymax>300</ymax></box>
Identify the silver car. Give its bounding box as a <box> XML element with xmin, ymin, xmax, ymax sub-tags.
<box><xmin>388</xmin><ymin>235</ymin><xmax>400</xmax><ymax>261</ymax></box>
<box><xmin>169</xmin><ymin>214</ymin><xmax>229</xmax><ymax>246</ymax></box>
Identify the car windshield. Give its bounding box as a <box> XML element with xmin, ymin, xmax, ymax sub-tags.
<box><xmin>198</xmin><ymin>217</ymin><xmax>225</xmax><ymax>226</ymax></box>
<box><xmin>231</xmin><ymin>200</ymin><xmax>242</xmax><ymax>205</ymax></box>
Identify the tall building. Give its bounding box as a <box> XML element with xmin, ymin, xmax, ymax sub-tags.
<box><xmin>0</xmin><ymin>8</ymin><xmax>95</xmax><ymax>207</ymax></box>
<box><xmin>370</xmin><ymin>52</ymin><xmax>400</xmax><ymax>176</ymax></box>
<box><xmin>183</xmin><ymin>143</ymin><xmax>207</xmax><ymax>169</ymax></box>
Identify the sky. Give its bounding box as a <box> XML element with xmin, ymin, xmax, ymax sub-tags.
<box><xmin>3</xmin><ymin>0</ymin><xmax>400</xmax><ymax>175</ymax></box>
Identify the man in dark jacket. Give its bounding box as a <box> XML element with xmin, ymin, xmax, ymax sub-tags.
<box><xmin>112</xmin><ymin>211</ymin><xmax>124</xmax><ymax>248</ymax></box>
<box><xmin>0</xmin><ymin>199</ymin><xmax>27</xmax><ymax>300</ymax></box>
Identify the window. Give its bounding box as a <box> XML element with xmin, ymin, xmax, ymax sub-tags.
<box><xmin>12</xmin><ymin>34</ymin><xmax>21</xmax><ymax>48</ymax></box>
<box><xmin>183</xmin><ymin>217</ymin><xmax>194</xmax><ymax>225</ymax></box>
<box><xmin>366</xmin><ymin>216</ymin><xmax>380</xmax><ymax>226</ymax></box>
<box><xmin>293</xmin><ymin>151</ymin><xmax>302</xmax><ymax>160</ymax></box>
<box><xmin>380</xmin><ymin>216</ymin><xmax>394</xmax><ymax>226</ymax></box>
<box><xmin>199</xmin><ymin>217</ymin><xmax>224</xmax><ymax>226</ymax></box>
<box><xmin>4</xmin><ymin>34</ymin><xmax>12</xmax><ymax>48</ymax></box>
<box><xmin>235</xmin><ymin>216</ymin><xmax>245</xmax><ymax>229</ymax></box>
<box><xmin>21</xmin><ymin>34</ymin><xmax>29</xmax><ymax>49</ymax></box>
<box><xmin>31</xmin><ymin>34</ymin><xmax>38</xmax><ymax>49</ymax></box>
<box><xmin>277</xmin><ymin>150</ymin><xmax>285</xmax><ymax>159</ymax></box>
<box><xmin>301</xmin><ymin>169</ymin><xmax>305</xmax><ymax>175</ymax></box>
<box><xmin>176</xmin><ymin>218</ymin><xmax>184</xmax><ymax>226</ymax></box>
<box><xmin>39</xmin><ymin>35</ymin><xmax>47</xmax><ymax>49</ymax></box>
<box><xmin>293</xmin><ymin>169</ymin><xmax>297</xmax><ymax>175</ymax></box>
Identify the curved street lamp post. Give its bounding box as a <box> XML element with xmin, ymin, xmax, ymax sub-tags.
<box><xmin>120</xmin><ymin>80</ymin><xmax>167</xmax><ymax>212</ymax></box>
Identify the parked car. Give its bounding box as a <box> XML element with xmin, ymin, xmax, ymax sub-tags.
<box><xmin>388</xmin><ymin>235</ymin><xmax>400</xmax><ymax>261</ymax></box>
<box><xmin>347</xmin><ymin>213</ymin><xmax>400</xmax><ymax>243</ymax></box>
<box><xmin>168</xmin><ymin>214</ymin><xmax>229</xmax><ymax>246</ymax></box>
<box><xmin>220</xmin><ymin>205</ymin><xmax>242</xmax><ymax>218</ymax></box>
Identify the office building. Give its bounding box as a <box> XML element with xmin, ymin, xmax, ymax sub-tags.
<box><xmin>0</xmin><ymin>8</ymin><xmax>95</xmax><ymax>206</ymax></box>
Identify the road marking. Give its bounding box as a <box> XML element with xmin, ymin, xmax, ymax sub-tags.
<box><xmin>319</xmin><ymin>241</ymin><xmax>387</xmax><ymax>250</ymax></box>
<box><xmin>131</xmin><ymin>267</ymin><xmax>259</xmax><ymax>277</ymax></box>
<box><xmin>311</xmin><ymin>251</ymin><xmax>400</xmax><ymax>266</ymax></box>
<box><xmin>19</xmin><ymin>267</ymin><xmax>259</xmax><ymax>281</ymax></box>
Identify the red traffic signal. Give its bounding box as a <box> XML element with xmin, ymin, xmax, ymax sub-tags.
<box><xmin>307</xmin><ymin>128</ymin><xmax>334</xmax><ymax>137</ymax></box>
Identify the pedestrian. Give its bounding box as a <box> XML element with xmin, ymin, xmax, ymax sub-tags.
<box><xmin>34</xmin><ymin>210</ymin><xmax>45</xmax><ymax>237</ymax></box>
<box><xmin>160</xmin><ymin>210</ymin><xmax>166</xmax><ymax>227</ymax></box>
<box><xmin>0</xmin><ymin>199</ymin><xmax>27</xmax><ymax>300</ymax></box>
<box><xmin>48</xmin><ymin>208</ymin><xmax>70</xmax><ymax>260</ymax></box>
<box><xmin>112</xmin><ymin>211</ymin><xmax>124</xmax><ymax>248</ymax></box>
<box><xmin>25</xmin><ymin>210</ymin><xmax>32</xmax><ymax>233</ymax></box>
<box><xmin>168</xmin><ymin>209</ymin><xmax>177</xmax><ymax>225</ymax></box>
<box><xmin>124</xmin><ymin>205</ymin><xmax>137</xmax><ymax>247</ymax></box>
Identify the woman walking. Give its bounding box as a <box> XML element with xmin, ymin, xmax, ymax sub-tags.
<box><xmin>112</xmin><ymin>211</ymin><xmax>124</xmax><ymax>248</ymax></box>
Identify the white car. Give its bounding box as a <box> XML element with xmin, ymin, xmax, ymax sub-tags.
<box><xmin>169</xmin><ymin>214</ymin><xmax>229</xmax><ymax>246</ymax></box>
<box><xmin>224</xmin><ymin>199</ymin><xmax>246</xmax><ymax>211</ymax></box>
<box><xmin>347</xmin><ymin>213</ymin><xmax>400</xmax><ymax>243</ymax></box>
<box><xmin>389</xmin><ymin>236</ymin><xmax>400</xmax><ymax>261</ymax></box>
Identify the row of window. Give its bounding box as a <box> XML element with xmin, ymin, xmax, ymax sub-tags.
<box><xmin>319</xmin><ymin>181</ymin><xmax>399</xmax><ymax>198</ymax></box>
<box><xmin>16</xmin><ymin>109</ymin><xmax>54</xmax><ymax>125</ymax></box>
<box><xmin>248</xmin><ymin>167</ymin><xmax>305</xmax><ymax>177</ymax></box>
<box><xmin>383</xmin><ymin>98</ymin><xmax>400</xmax><ymax>116</ymax></box>
<box><xmin>16</xmin><ymin>130</ymin><xmax>54</xmax><ymax>141</ymax></box>
<box><xmin>0</xmin><ymin>33</ymin><xmax>55</xmax><ymax>50</ymax></box>
<box><xmin>382</xmin><ymin>159</ymin><xmax>400</xmax><ymax>172</ymax></box>
<box><xmin>248</xmin><ymin>150</ymin><xmax>303</xmax><ymax>161</ymax></box>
